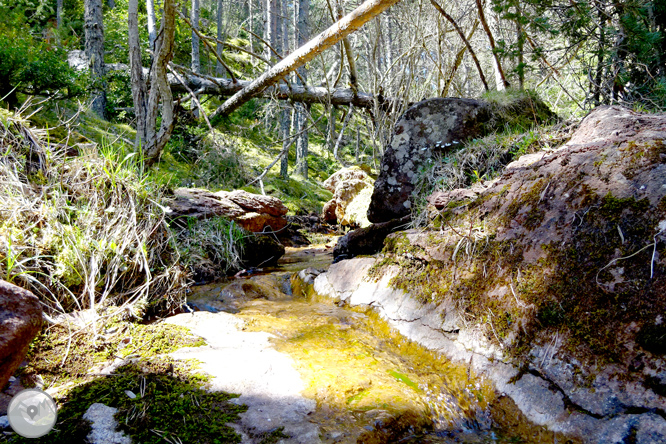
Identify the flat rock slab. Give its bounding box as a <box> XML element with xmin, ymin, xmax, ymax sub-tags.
<box><xmin>166</xmin><ymin>312</ymin><xmax>320</xmax><ymax>444</ymax></box>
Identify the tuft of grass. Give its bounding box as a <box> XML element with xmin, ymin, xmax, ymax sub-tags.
<box><xmin>172</xmin><ymin>216</ymin><xmax>247</xmax><ymax>275</ymax></box>
<box><xmin>410</xmin><ymin>120</ymin><xmax>574</xmax><ymax>227</ymax></box>
<box><xmin>0</xmin><ymin>108</ymin><xmax>187</xmax><ymax>321</ymax></box>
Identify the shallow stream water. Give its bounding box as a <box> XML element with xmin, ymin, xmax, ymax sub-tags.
<box><xmin>186</xmin><ymin>242</ymin><xmax>557</xmax><ymax>443</ymax></box>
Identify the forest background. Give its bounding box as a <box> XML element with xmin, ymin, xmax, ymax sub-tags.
<box><xmin>0</xmin><ymin>0</ymin><xmax>664</xmax><ymax>317</ymax></box>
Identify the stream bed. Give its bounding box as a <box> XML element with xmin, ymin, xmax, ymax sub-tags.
<box><xmin>173</xmin><ymin>243</ymin><xmax>555</xmax><ymax>443</ymax></box>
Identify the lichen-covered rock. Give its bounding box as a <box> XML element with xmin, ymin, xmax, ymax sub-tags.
<box><xmin>339</xmin><ymin>186</ymin><xmax>373</xmax><ymax>227</ymax></box>
<box><xmin>320</xmin><ymin>106</ymin><xmax>666</xmax><ymax>443</ymax></box>
<box><xmin>0</xmin><ymin>281</ymin><xmax>43</xmax><ymax>390</ymax></box>
<box><xmin>368</xmin><ymin>98</ymin><xmax>490</xmax><ymax>223</ymax></box>
<box><xmin>368</xmin><ymin>95</ymin><xmax>555</xmax><ymax>223</ymax></box>
<box><xmin>322</xmin><ymin>166</ymin><xmax>372</xmax><ymax>192</ymax></box>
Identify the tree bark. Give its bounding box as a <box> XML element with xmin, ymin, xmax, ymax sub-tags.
<box><xmin>265</xmin><ymin>0</ymin><xmax>279</xmax><ymax>60</ymax></box>
<box><xmin>217</xmin><ymin>0</ymin><xmax>224</xmax><ymax>75</ymax></box>
<box><xmin>191</xmin><ymin>0</ymin><xmax>201</xmax><ymax>73</ymax></box>
<box><xmin>336</xmin><ymin>0</ymin><xmax>358</xmax><ymax>91</ymax></box>
<box><xmin>147</xmin><ymin>0</ymin><xmax>157</xmax><ymax>53</ymax></box>
<box><xmin>129</xmin><ymin>0</ymin><xmax>177</xmax><ymax>165</ymax></box>
<box><xmin>441</xmin><ymin>20</ymin><xmax>479</xmax><ymax>96</ymax></box>
<box><xmin>209</xmin><ymin>0</ymin><xmax>403</xmax><ymax>118</ymax></box>
<box><xmin>294</xmin><ymin>0</ymin><xmax>309</xmax><ymax>178</ymax></box>
<box><xmin>430</xmin><ymin>0</ymin><xmax>488</xmax><ymax>92</ymax></box>
<box><xmin>57</xmin><ymin>0</ymin><xmax>63</xmax><ymax>28</ymax></box>
<box><xmin>172</xmin><ymin>75</ymin><xmax>394</xmax><ymax>109</ymax></box>
<box><xmin>84</xmin><ymin>0</ymin><xmax>107</xmax><ymax>118</ymax></box>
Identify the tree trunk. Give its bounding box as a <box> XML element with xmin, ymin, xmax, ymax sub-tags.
<box><xmin>217</xmin><ymin>0</ymin><xmax>224</xmax><ymax>75</ymax></box>
<box><xmin>265</xmin><ymin>0</ymin><xmax>279</xmax><ymax>60</ymax></box>
<box><xmin>294</xmin><ymin>0</ymin><xmax>309</xmax><ymax>177</ymax></box>
<box><xmin>84</xmin><ymin>0</ymin><xmax>107</xmax><ymax>118</ymax></box>
<box><xmin>515</xmin><ymin>1</ymin><xmax>525</xmax><ymax>89</ymax></box>
<box><xmin>476</xmin><ymin>0</ymin><xmax>509</xmax><ymax>89</ymax></box>
<box><xmin>210</xmin><ymin>0</ymin><xmax>403</xmax><ymax>118</ymax></box>
<box><xmin>57</xmin><ymin>0</ymin><xmax>63</xmax><ymax>28</ymax></box>
<box><xmin>280</xmin><ymin>107</ymin><xmax>292</xmax><ymax>178</ymax></box>
<box><xmin>336</xmin><ymin>0</ymin><xmax>358</xmax><ymax>91</ymax></box>
<box><xmin>383</xmin><ymin>11</ymin><xmax>393</xmax><ymax>74</ymax></box>
<box><xmin>191</xmin><ymin>0</ymin><xmax>201</xmax><ymax>73</ymax></box>
<box><xmin>147</xmin><ymin>0</ymin><xmax>157</xmax><ymax>52</ymax></box>
<box><xmin>129</xmin><ymin>0</ymin><xmax>177</xmax><ymax>165</ymax></box>
<box><xmin>430</xmin><ymin>0</ymin><xmax>488</xmax><ymax>92</ymax></box>
<box><xmin>171</xmin><ymin>75</ymin><xmax>394</xmax><ymax>109</ymax></box>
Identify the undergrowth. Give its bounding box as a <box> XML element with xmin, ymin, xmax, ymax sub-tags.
<box><xmin>0</xmin><ymin>108</ymin><xmax>187</xmax><ymax>320</ymax></box>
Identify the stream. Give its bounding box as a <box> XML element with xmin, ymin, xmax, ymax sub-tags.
<box><xmin>170</xmin><ymin>242</ymin><xmax>553</xmax><ymax>444</ymax></box>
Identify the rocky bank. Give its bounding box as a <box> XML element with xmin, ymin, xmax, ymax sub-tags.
<box><xmin>318</xmin><ymin>105</ymin><xmax>666</xmax><ymax>443</ymax></box>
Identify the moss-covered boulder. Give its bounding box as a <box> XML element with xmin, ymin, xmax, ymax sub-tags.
<box><xmin>320</xmin><ymin>105</ymin><xmax>666</xmax><ymax>443</ymax></box>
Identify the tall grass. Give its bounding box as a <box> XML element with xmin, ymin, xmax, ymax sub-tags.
<box><xmin>0</xmin><ymin>108</ymin><xmax>187</xmax><ymax>322</ymax></box>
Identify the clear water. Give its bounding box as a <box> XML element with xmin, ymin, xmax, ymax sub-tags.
<box><xmin>187</xmin><ymin>244</ymin><xmax>565</xmax><ymax>444</ymax></box>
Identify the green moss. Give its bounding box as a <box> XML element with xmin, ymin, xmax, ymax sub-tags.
<box><xmin>503</xmin><ymin>178</ymin><xmax>548</xmax><ymax>227</ymax></box>
<box><xmin>17</xmin><ymin>318</ymin><xmax>245</xmax><ymax>444</ymax></box>
<box><xmin>23</xmin><ymin>319</ymin><xmax>205</xmax><ymax>389</ymax></box>
<box><xmin>20</xmin><ymin>360</ymin><xmax>246</xmax><ymax>444</ymax></box>
<box><xmin>515</xmin><ymin>192</ymin><xmax>666</xmax><ymax>363</ymax></box>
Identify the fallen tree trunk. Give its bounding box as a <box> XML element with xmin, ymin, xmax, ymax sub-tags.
<box><xmin>171</xmin><ymin>75</ymin><xmax>386</xmax><ymax>109</ymax></box>
<box><xmin>209</xmin><ymin>0</ymin><xmax>403</xmax><ymax>119</ymax></box>
<box><xmin>68</xmin><ymin>51</ymin><xmax>397</xmax><ymax>111</ymax></box>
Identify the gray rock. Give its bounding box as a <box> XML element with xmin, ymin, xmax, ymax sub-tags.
<box><xmin>82</xmin><ymin>403</ymin><xmax>131</xmax><ymax>444</ymax></box>
<box><xmin>368</xmin><ymin>98</ymin><xmax>489</xmax><ymax>223</ymax></box>
<box><xmin>0</xmin><ymin>415</ymin><xmax>9</xmax><ymax>429</ymax></box>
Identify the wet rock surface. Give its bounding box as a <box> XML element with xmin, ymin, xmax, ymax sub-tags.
<box><xmin>167</xmin><ymin>311</ymin><xmax>320</xmax><ymax>444</ymax></box>
<box><xmin>0</xmin><ymin>280</ymin><xmax>43</xmax><ymax>391</ymax></box>
<box><xmin>319</xmin><ymin>106</ymin><xmax>666</xmax><ymax>443</ymax></box>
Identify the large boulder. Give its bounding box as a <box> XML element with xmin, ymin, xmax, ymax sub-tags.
<box><xmin>168</xmin><ymin>188</ymin><xmax>288</xmax><ymax>233</ymax></box>
<box><xmin>368</xmin><ymin>95</ymin><xmax>555</xmax><ymax>223</ymax></box>
<box><xmin>0</xmin><ymin>281</ymin><xmax>43</xmax><ymax>389</ymax></box>
<box><xmin>368</xmin><ymin>98</ymin><xmax>489</xmax><ymax>223</ymax></box>
<box><xmin>319</xmin><ymin>106</ymin><xmax>666</xmax><ymax>443</ymax></box>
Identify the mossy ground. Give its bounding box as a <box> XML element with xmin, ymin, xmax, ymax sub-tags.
<box><xmin>9</xmin><ymin>318</ymin><xmax>247</xmax><ymax>444</ymax></box>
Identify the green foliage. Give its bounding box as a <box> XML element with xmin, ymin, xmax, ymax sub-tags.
<box><xmin>0</xmin><ymin>111</ymin><xmax>187</xmax><ymax>317</ymax></box>
<box><xmin>16</xmin><ymin>359</ymin><xmax>246</xmax><ymax>444</ymax></box>
<box><xmin>0</xmin><ymin>18</ymin><xmax>80</xmax><ymax>107</ymax></box>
